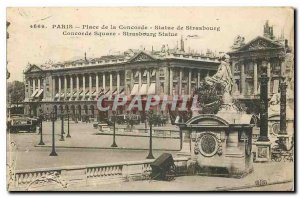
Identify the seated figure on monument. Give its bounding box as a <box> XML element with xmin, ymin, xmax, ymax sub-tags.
<box><xmin>205</xmin><ymin>54</ymin><xmax>233</xmax><ymax>95</ymax></box>
<box><xmin>204</xmin><ymin>54</ymin><xmax>238</xmax><ymax>112</ymax></box>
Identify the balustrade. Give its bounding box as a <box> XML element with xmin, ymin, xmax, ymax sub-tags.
<box><xmin>11</xmin><ymin>158</ymin><xmax>188</xmax><ymax>190</ymax></box>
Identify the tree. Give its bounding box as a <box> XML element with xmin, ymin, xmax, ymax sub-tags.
<box><xmin>7</xmin><ymin>81</ymin><xmax>25</xmax><ymax>105</ymax></box>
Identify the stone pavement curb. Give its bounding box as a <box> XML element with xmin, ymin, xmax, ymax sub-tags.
<box><xmin>94</xmin><ymin>132</ymin><xmax>180</xmax><ymax>139</ymax></box>
<box><xmin>34</xmin><ymin>145</ymin><xmax>180</xmax><ymax>151</ymax></box>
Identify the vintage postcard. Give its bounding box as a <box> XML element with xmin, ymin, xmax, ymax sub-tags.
<box><xmin>6</xmin><ymin>7</ymin><xmax>294</xmax><ymax>191</ymax></box>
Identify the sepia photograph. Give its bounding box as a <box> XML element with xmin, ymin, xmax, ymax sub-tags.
<box><xmin>6</xmin><ymin>7</ymin><xmax>294</xmax><ymax>191</ymax></box>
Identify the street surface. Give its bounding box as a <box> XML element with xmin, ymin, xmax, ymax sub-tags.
<box><xmin>59</xmin><ymin>162</ymin><xmax>294</xmax><ymax>191</ymax></box>
<box><xmin>6</xmin><ymin>121</ymin><xmax>294</xmax><ymax>191</ymax></box>
<box><xmin>7</xmin><ymin>121</ymin><xmax>180</xmax><ymax>170</ymax></box>
<box><xmin>33</xmin><ymin>162</ymin><xmax>294</xmax><ymax>191</ymax></box>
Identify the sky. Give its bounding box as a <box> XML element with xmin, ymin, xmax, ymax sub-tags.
<box><xmin>6</xmin><ymin>7</ymin><xmax>294</xmax><ymax>82</ymax></box>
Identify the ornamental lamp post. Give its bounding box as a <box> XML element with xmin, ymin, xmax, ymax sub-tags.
<box><xmin>66</xmin><ymin>110</ymin><xmax>71</xmax><ymax>138</ymax></box>
<box><xmin>277</xmin><ymin>77</ymin><xmax>289</xmax><ymax>150</ymax></box>
<box><xmin>254</xmin><ymin>62</ymin><xmax>271</xmax><ymax>162</ymax></box>
<box><xmin>146</xmin><ymin>110</ymin><xmax>155</xmax><ymax>159</ymax></box>
<box><xmin>111</xmin><ymin>111</ymin><xmax>118</xmax><ymax>147</ymax></box>
<box><xmin>279</xmin><ymin>77</ymin><xmax>288</xmax><ymax>135</ymax></box>
<box><xmin>38</xmin><ymin>110</ymin><xmax>45</xmax><ymax>145</ymax></box>
<box><xmin>59</xmin><ymin>110</ymin><xmax>65</xmax><ymax>141</ymax></box>
<box><xmin>258</xmin><ymin>64</ymin><xmax>270</xmax><ymax>142</ymax></box>
<box><xmin>49</xmin><ymin>111</ymin><xmax>58</xmax><ymax>156</ymax></box>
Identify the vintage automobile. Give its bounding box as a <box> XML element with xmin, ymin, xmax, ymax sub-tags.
<box><xmin>7</xmin><ymin>115</ymin><xmax>38</xmax><ymax>133</ymax></box>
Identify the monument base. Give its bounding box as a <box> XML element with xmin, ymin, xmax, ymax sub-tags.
<box><xmin>254</xmin><ymin>141</ymin><xmax>272</xmax><ymax>162</ymax></box>
<box><xmin>177</xmin><ymin>141</ymin><xmax>191</xmax><ymax>157</ymax></box>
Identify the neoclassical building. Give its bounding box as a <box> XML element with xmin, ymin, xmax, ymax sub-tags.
<box><xmin>23</xmin><ymin>47</ymin><xmax>220</xmax><ymax>120</ymax></box>
<box><xmin>228</xmin><ymin>21</ymin><xmax>292</xmax><ymax>114</ymax></box>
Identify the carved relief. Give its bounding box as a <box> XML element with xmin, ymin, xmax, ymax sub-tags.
<box><xmin>193</xmin><ymin>132</ymin><xmax>222</xmax><ymax>157</ymax></box>
<box><xmin>231</xmin><ymin>35</ymin><xmax>245</xmax><ymax>49</ymax></box>
<box><xmin>130</xmin><ymin>52</ymin><xmax>154</xmax><ymax>62</ymax></box>
<box><xmin>26</xmin><ymin>171</ymin><xmax>68</xmax><ymax>191</ymax></box>
<box><xmin>248</xmin><ymin>39</ymin><xmax>279</xmax><ymax>50</ymax></box>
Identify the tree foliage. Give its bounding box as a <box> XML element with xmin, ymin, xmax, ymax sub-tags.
<box><xmin>7</xmin><ymin>81</ymin><xmax>25</xmax><ymax>104</ymax></box>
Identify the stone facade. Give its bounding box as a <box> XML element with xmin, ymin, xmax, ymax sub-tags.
<box><xmin>23</xmin><ymin>50</ymin><xmax>219</xmax><ymax>120</ymax></box>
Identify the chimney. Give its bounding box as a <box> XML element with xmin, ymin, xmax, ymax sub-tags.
<box><xmin>180</xmin><ymin>36</ymin><xmax>185</xmax><ymax>52</ymax></box>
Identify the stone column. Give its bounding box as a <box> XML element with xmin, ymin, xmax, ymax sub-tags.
<box><xmin>279</xmin><ymin>78</ymin><xmax>287</xmax><ymax>135</ymax></box>
<box><xmin>179</xmin><ymin>69</ymin><xmax>182</xmax><ymax>95</ymax></box>
<box><xmin>38</xmin><ymin>78</ymin><xmax>41</xmax><ymax>90</ymax></box>
<box><xmin>103</xmin><ymin>73</ymin><xmax>106</xmax><ymax>90</ymax></box>
<box><xmin>155</xmin><ymin>68</ymin><xmax>159</xmax><ymax>95</ymax></box>
<box><xmin>146</xmin><ymin>70</ymin><xmax>150</xmax><ymax>93</ymax></box>
<box><xmin>188</xmin><ymin>70</ymin><xmax>191</xmax><ymax>95</ymax></box>
<box><xmin>52</xmin><ymin>77</ymin><xmax>56</xmax><ymax>100</ymax></box>
<box><xmin>110</xmin><ymin>73</ymin><xmax>113</xmax><ymax>92</ymax></box>
<box><xmin>124</xmin><ymin>70</ymin><xmax>129</xmax><ymax>95</ymax></box>
<box><xmin>138</xmin><ymin>70</ymin><xmax>142</xmax><ymax>89</ymax></box>
<box><xmin>48</xmin><ymin>76</ymin><xmax>52</xmax><ymax>100</ymax></box>
<box><xmin>32</xmin><ymin>78</ymin><xmax>36</xmax><ymax>92</ymax></box>
<box><xmin>117</xmin><ymin>72</ymin><xmax>120</xmax><ymax>93</ymax></box>
<box><xmin>64</xmin><ymin>75</ymin><xmax>67</xmax><ymax>99</ymax></box>
<box><xmin>163</xmin><ymin>68</ymin><xmax>169</xmax><ymax>95</ymax></box>
<box><xmin>96</xmin><ymin>73</ymin><xmax>99</xmax><ymax>94</ymax></box>
<box><xmin>58</xmin><ymin>76</ymin><xmax>61</xmax><ymax>100</ymax></box>
<box><xmin>82</xmin><ymin>75</ymin><xmax>86</xmax><ymax>100</ymax></box>
<box><xmin>253</xmin><ymin>62</ymin><xmax>258</xmax><ymax>95</ymax></box>
<box><xmin>130</xmin><ymin>71</ymin><xmax>134</xmax><ymax>92</ymax></box>
<box><xmin>147</xmin><ymin>70</ymin><xmax>150</xmax><ymax>86</ymax></box>
<box><xmin>28</xmin><ymin>79</ymin><xmax>31</xmax><ymax>98</ymax></box>
<box><xmin>267</xmin><ymin>61</ymin><xmax>271</xmax><ymax>94</ymax></box>
<box><xmin>76</xmin><ymin>75</ymin><xmax>80</xmax><ymax>100</ymax></box>
<box><xmin>240</xmin><ymin>62</ymin><xmax>245</xmax><ymax>96</ymax></box>
<box><xmin>89</xmin><ymin>74</ymin><xmax>92</xmax><ymax>99</ymax></box>
<box><xmin>169</xmin><ymin>68</ymin><xmax>173</xmax><ymax>95</ymax></box>
<box><xmin>70</xmin><ymin>76</ymin><xmax>73</xmax><ymax>100</ymax></box>
<box><xmin>43</xmin><ymin>78</ymin><xmax>46</xmax><ymax>100</ymax></box>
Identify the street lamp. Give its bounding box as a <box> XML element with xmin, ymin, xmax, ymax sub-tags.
<box><xmin>111</xmin><ymin>111</ymin><xmax>118</xmax><ymax>147</ymax></box>
<box><xmin>66</xmin><ymin>110</ymin><xmax>71</xmax><ymax>138</ymax></box>
<box><xmin>49</xmin><ymin>111</ymin><xmax>58</xmax><ymax>156</ymax></box>
<box><xmin>38</xmin><ymin>110</ymin><xmax>45</xmax><ymax>145</ymax></box>
<box><xmin>59</xmin><ymin>110</ymin><xmax>65</xmax><ymax>141</ymax></box>
<box><xmin>146</xmin><ymin>111</ymin><xmax>155</xmax><ymax>159</ymax></box>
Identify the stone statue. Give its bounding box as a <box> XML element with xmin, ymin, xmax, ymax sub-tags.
<box><xmin>205</xmin><ymin>54</ymin><xmax>234</xmax><ymax>104</ymax></box>
<box><xmin>269</xmin><ymin>92</ymin><xmax>280</xmax><ymax>114</ymax></box>
<box><xmin>231</xmin><ymin>35</ymin><xmax>245</xmax><ymax>49</ymax></box>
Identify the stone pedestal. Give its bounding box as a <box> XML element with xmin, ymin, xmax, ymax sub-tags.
<box><xmin>178</xmin><ymin>114</ymin><xmax>254</xmax><ymax>178</ymax></box>
<box><xmin>254</xmin><ymin>141</ymin><xmax>271</xmax><ymax>162</ymax></box>
<box><xmin>177</xmin><ymin>132</ymin><xmax>191</xmax><ymax>157</ymax></box>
